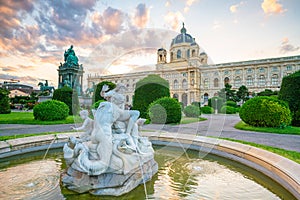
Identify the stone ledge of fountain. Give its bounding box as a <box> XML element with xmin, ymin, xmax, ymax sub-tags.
<box><xmin>141</xmin><ymin>131</ymin><xmax>300</xmax><ymax>200</ymax></box>
<box><xmin>0</xmin><ymin>131</ymin><xmax>299</xmax><ymax>199</ymax></box>
<box><xmin>0</xmin><ymin>132</ymin><xmax>78</xmax><ymax>158</ymax></box>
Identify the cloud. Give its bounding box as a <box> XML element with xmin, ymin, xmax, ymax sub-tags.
<box><xmin>184</xmin><ymin>0</ymin><xmax>198</xmax><ymax>13</ymax></box>
<box><xmin>132</xmin><ymin>3</ymin><xmax>150</xmax><ymax>28</ymax></box>
<box><xmin>165</xmin><ymin>1</ymin><xmax>170</xmax><ymax>7</ymax></box>
<box><xmin>164</xmin><ymin>11</ymin><xmax>184</xmax><ymax>30</ymax></box>
<box><xmin>100</xmin><ymin>7</ymin><xmax>126</xmax><ymax>34</ymax></box>
<box><xmin>230</xmin><ymin>2</ymin><xmax>245</xmax><ymax>13</ymax></box>
<box><xmin>261</xmin><ymin>0</ymin><xmax>286</xmax><ymax>15</ymax></box>
<box><xmin>230</xmin><ymin>4</ymin><xmax>238</xmax><ymax>13</ymax></box>
<box><xmin>279</xmin><ymin>38</ymin><xmax>300</xmax><ymax>54</ymax></box>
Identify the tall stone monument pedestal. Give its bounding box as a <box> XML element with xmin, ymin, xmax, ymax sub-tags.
<box><xmin>38</xmin><ymin>96</ymin><xmax>52</xmax><ymax>102</ymax></box>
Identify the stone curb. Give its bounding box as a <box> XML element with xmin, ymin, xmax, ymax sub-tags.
<box><xmin>141</xmin><ymin>131</ymin><xmax>300</xmax><ymax>200</ymax></box>
<box><xmin>0</xmin><ymin>131</ymin><xmax>299</xmax><ymax>199</ymax></box>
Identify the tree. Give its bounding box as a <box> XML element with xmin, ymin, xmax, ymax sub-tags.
<box><xmin>133</xmin><ymin>74</ymin><xmax>170</xmax><ymax>118</ymax></box>
<box><xmin>236</xmin><ymin>85</ymin><xmax>249</xmax><ymax>103</ymax></box>
<box><xmin>0</xmin><ymin>88</ymin><xmax>11</xmax><ymax>114</ymax></box>
<box><xmin>218</xmin><ymin>83</ymin><xmax>236</xmax><ymax>101</ymax></box>
<box><xmin>92</xmin><ymin>81</ymin><xmax>116</xmax><ymax>103</ymax></box>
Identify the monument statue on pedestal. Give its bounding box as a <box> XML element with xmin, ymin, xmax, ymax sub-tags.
<box><xmin>61</xmin><ymin>83</ymin><xmax>158</xmax><ymax>196</ymax></box>
<box><xmin>58</xmin><ymin>45</ymin><xmax>84</xmax><ymax>96</ymax></box>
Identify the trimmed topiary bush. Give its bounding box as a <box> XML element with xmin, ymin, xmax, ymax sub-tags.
<box><xmin>52</xmin><ymin>86</ymin><xmax>79</xmax><ymax>115</ymax></box>
<box><xmin>223</xmin><ymin>100</ymin><xmax>237</xmax><ymax>108</ymax></box>
<box><xmin>201</xmin><ymin>106</ymin><xmax>214</xmax><ymax>114</ymax></box>
<box><xmin>209</xmin><ymin>97</ymin><xmax>225</xmax><ymax>112</ymax></box>
<box><xmin>183</xmin><ymin>105</ymin><xmax>201</xmax><ymax>118</ymax></box>
<box><xmin>220</xmin><ymin>106</ymin><xmax>236</xmax><ymax>114</ymax></box>
<box><xmin>239</xmin><ymin>96</ymin><xmax>292</xmax><ymax>127</ymax></box>
<box><xmin>148</xmin><ymin>97</ymin><xmax>181</xmax><ymax>124</ymax></box>
<box><xmin>133</xmin><ymin>75</ymin><xmax>170</xmax><ymax>118</ymax></box>
<box><xmin>33</xmin><ymin>100</ymin><xmax>69</xmax><ymax>121</ymax></box>
<box><xmin>0</xmin><ymin>88</ymin><xmax>11</xmax><ymax>114</ymax></box>
<box><xmin>278</xmin><ymin>70</ymin><xmax>300</xmax><ymax>126</ymax></box>
<box><xmin>93</xmin><ymin>81</ymin><xmax>116</xmax><ymax>104</ymax></box>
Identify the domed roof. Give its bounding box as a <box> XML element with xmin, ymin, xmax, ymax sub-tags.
<box><xmin>171</xmin><ymin>23</ymin><xmax>196</xmax><ymax>46</ymax></box>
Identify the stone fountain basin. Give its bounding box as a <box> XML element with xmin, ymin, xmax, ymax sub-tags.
<box><xmin>0</xmin><ymin>131</ymin><xmax>299</xmax><ymax>199</ymax></box>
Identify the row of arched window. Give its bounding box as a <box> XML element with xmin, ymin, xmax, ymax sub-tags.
<box><xmin>204</xmin><ymin>74</ymin><xmax>280</xmax><ymax>88</ymax></box>
<box><xmin>172</xmin><ymin>79</ymin><xmax>196</xmax><ymax>89</ymax></box>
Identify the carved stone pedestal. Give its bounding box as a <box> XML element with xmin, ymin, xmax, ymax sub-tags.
<box><xmin>61</xmin><ymin>158</ymin><xmax>158</xmax><ymax>196</ymax></box>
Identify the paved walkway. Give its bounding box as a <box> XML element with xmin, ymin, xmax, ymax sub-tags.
<box><xmin>0</xmin><ymin>114</ymin><xmax>299</xmax><ymax>152</ymax></box>
<box><xmin>143</xmin><ymin>114</ymin><xmax>300</xmax><ymax>152</ymax></box>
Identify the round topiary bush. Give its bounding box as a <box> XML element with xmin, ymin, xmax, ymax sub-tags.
<box><xmin>239</xmin><ymin>96</ymin><xmax>292</xmax><ymax>127</ymax></box>
<box><xmin>133</xmin><ymin>75</ymin><xmax>170</xmax><ymax>118</ymax></box>
<box><xmin>278</xmin><ymin>70</ymin><xmax>300</xmax><ymax>126</ymax></box>
<box><xmin>220</xmin><ymin>106</ymin><xmax>236</xmax><ymax>114</ymax></box>
<box><xmin>201</xmin><ymin>106</ymin><xmax>214</xmax><ymax>114</ymax></box>
<box><xmin>33</xmin><ymin>100</ymin><xmax>69</xmax><ymax>121</ymax></box>
<box><xmin>148</xmin><ymin>97</ymin><xmax>181</xmax><ymax>124</ymax></box>
<box><xmin>183</xmin><ymin>105</ymin><xmax>201</xmax><ymax>118</ymax></box>
<box><xmin>223</xmin><ymin>100</ymin><xmax>237</xmax><ymax>108</ymax></box>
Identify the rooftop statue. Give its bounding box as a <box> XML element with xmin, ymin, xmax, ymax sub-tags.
<box><xmin>62</xmin><ymin>83</ymin><xmax>158</xmax><ymax>196</ymax></box>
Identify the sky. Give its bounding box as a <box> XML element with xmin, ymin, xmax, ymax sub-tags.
<box><xmin>0</xmin><ymin>0</ymin><xmax>299</xmax><ymax>89</ymax></box>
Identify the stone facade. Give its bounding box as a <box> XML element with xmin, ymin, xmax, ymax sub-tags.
<box><xmin>87</xmin><ymin>25</ymin><xmax>300</xmax><ymax>106</ymax></box>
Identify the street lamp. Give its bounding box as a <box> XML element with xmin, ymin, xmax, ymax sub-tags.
<box><xmin>215</xmin><ymin>98</ymin><xmax>218</xmax><ymax>114</ymax></box>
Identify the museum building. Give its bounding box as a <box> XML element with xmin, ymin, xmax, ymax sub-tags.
<box><xmin>87</xmin><ymin>24</ymin><xmax>300</xmax><ymax>106</ymax></box>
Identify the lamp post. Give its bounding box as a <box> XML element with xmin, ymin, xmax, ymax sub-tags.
<box><xmin>215</xmin><ymin>98</ymin><xmax>218</xmax><ymax>114</ymax></box>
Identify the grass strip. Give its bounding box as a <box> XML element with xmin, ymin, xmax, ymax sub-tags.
<box><xmin>235</xmin><ymin>121</ymin><xmax>300</xmax><ymax>135</ymax></box>
<box><xmin>0</xmin><ymin>131</ymin><xmax>76</xmax><ymax>141</ymax></box>
<box><xmin>0</xmin><ymin>112</ymin><xmax>81</xmax><ymax>125</ymax></box>
<box><xmin>217</xmin><ymin>137</ymin><xmax>300</xmax><ymax>164</ymax></box>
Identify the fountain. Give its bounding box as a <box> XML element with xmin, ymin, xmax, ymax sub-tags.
<box><xmin>61</xmin><ymin>83</ymin><xmax>158</xmax><ymax>196</ymax></box>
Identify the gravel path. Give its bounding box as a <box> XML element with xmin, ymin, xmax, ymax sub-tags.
<box><xmin>1</xmin><ymin>114</ymin><xmax>299</xmax><ymax>152</ymax></box>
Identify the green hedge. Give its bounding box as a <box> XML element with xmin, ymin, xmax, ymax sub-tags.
<box><xmin>201</xmin><ymin>106</ymin><xmax>214</xmax><ymax>114</ymax></box>
<box><xmin>239</xmin><ymin>96</ymin><xmax>292</xmax><ymax>127</ymax></box>
<box><xmin>133</xmin><ymin>75</ymin><xmax>170</xmax><ymax>118</ymax></box>
<box><xmin>52</xmin><ymin>86</ymin><xmax>79</xmax><ymax>115</ymax></box>
<box><xmin>33</xmin><ymin>100</ymin><xmax>69</xmax><ymax>121</ymax></box>
<box><xmin>220</xmin><ymin>106</ymin><xmax>236</xmax><ymax>114</ymax></box>
<box><xmin>183</xmin><ymin>105</ymin><xmax>201</xmax><ymax>117</ymax></box>
<box><xmin>0</xmin><ymin>88</ymin><xmax>11</xmax><ymax>114</ymax></box>
<box><xmin>278</xmin><ymin>70</ymin><xmax>300</xmax><ymax>126</ymax></box>
<box><xmin>148</xmin><ymin>97</ymin><xmax>181</xmax><ymax>124</ymax></box>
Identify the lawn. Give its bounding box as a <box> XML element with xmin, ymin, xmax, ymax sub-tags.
<box><xmin>235</xmin><ymin>121</ymin><xmax>300</xmax><ymax>135</ymax></box>
<box><xmin>180</xmin><ymin>117</ymin><xmax>207</xmax><ymax>124</ymax></box>
<box><xmin>0</xmin><ymin>112</ymin><xmax>80</xmax><ymax>125</ymax></box>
